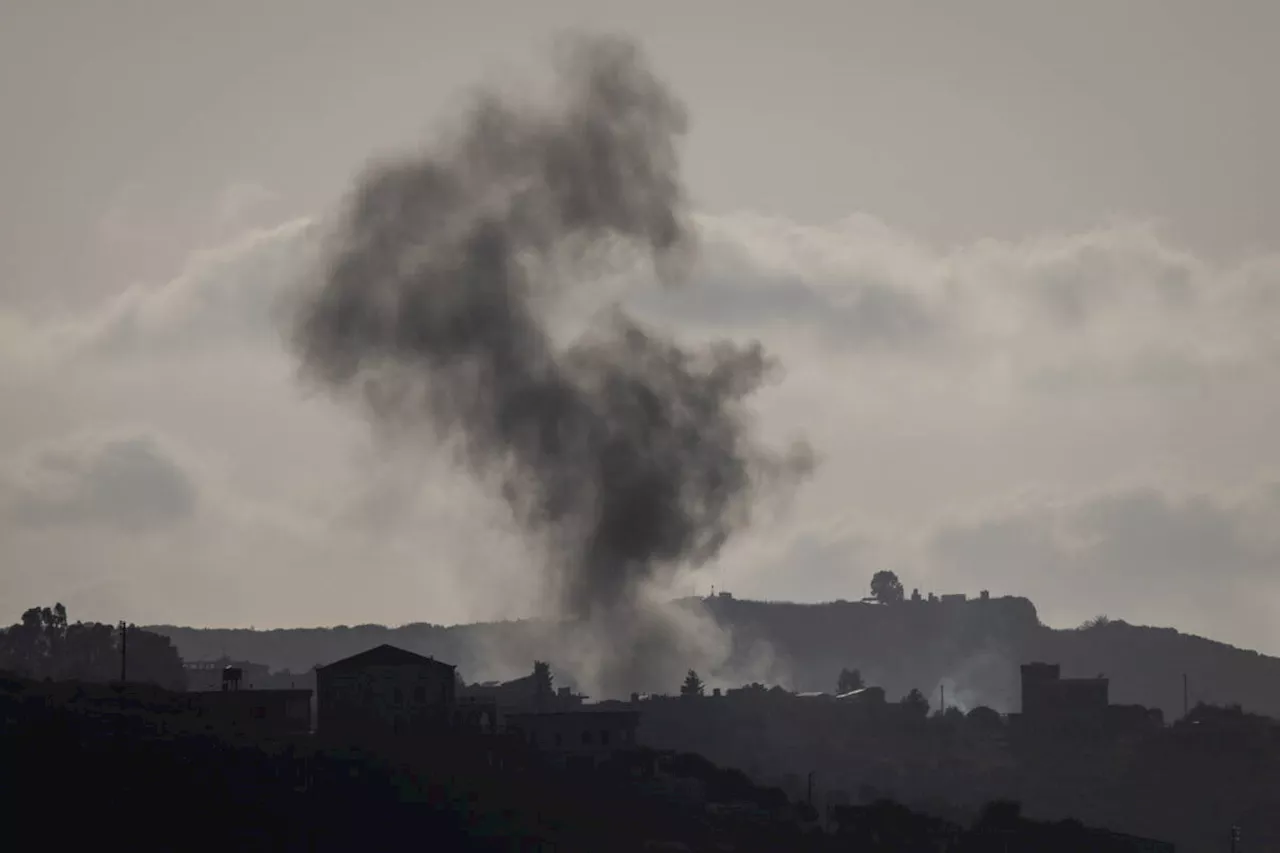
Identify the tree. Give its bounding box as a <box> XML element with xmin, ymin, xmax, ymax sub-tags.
<box><xmin>680</xmin><ymin>669</ymin><xmax>705</xmax><ymax>698</ymax></box>
<box><xmin>899</xmin><ymin>688</ymin><xmax>930</xmax><ymax>719</ymax></box>
<box><xmin>532</xmin><ymin>661</ymin><xmax>553</xmax><ymax>708</ymax></box>
<box><xmin>966</xmin><ymin>705</ymin><xmax>1003</xmax><ymax>730</ymax></box>
<box><xmin>0</xmin><ymin>605</ymin><xmax>183</xmax><ymax>689</ymax></box>
<box><xmin>836</xmin><ymin>667</ymin><xmax>865</xmax><ymax>694</ymax></box>
<box><xmin>870</xmin><ymin>571</ymin><xmax>905</xmax><ymax>605</ymax></box>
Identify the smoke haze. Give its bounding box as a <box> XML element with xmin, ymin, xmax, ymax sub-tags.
<box><xmin>292</xmin><ymin>33</ymin><xmax>811</xmax><ymax>696</ymax></box>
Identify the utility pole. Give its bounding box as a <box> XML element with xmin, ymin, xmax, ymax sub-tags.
<box><xmin>119</xmin><ymin>621</ymin><xmax>127</xmax><ymax>683</ymax></box>
<box><xmin>940</xmin><ymin>684</ymin><xmax>946</xmax><ymax>714</ymax></box>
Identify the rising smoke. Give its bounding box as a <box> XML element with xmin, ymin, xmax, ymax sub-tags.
<box><xmin>293</xmin><ymin>33</ymin><xmax>811</xmax><ymax>696</ymax></box>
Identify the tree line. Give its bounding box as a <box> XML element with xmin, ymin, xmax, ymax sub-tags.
<box><xmin>0</xmin><ymin>603</ymin><xmax>185</xmax><ymax>690</ymax></box>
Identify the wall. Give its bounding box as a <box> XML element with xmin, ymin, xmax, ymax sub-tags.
<box><xmin>187</xmin><ymin>689</ymin><xmax>312</xmax><ymax>736</ymax></box>
<box><xmin>317</xmin><ymin>662</ymin><xmax>454</xmax><ymax>737</ymax></box>
<box><xmin>506</xmin><ymin>711</ymin><xmax>640</xmax><ymax>767</ymax></box>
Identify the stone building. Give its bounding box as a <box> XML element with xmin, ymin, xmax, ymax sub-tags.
<box><xmin>504</xmin><ymin>709</ymin><xmax>640</xmax><ymax>769</ymax></box>
<box><xmin>315</xmin><ymin>644</ymin><xmax>456</xmax><ymax>739</ymax></box>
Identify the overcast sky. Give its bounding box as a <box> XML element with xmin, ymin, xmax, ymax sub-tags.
<box><xmin>3</xmin><ymin>1</ymin><xmax>1279</xmax><ymax>653</ymax></box>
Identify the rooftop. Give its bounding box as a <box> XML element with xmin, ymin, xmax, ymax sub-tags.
<box><xmin>505</xmin><ymin>709</ymin><xmax>639</xmax><ymax>720</ymax></box>
<box><xmin>318</xmin><ymin>644</ymin><xmax>455</xmax><ymax>672</ymax></box>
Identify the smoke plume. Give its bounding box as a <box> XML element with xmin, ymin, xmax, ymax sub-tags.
<box><xmin>293</xmin><ymin>33</ymin><xmax>810</xmax><ymax>694</ymax></box>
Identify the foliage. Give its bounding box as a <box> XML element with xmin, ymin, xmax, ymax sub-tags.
<box><xmin>680</xmin><ymin>669</ymin><xmax>705</xmax><ymax>698</ymax></box>
<box><xmin>899</xmin><ymin>687</ymin><xmax>930</xmax><ymax>719</ymax></box>
<box><xmin>836</xmin><ymin>667</ymin><xmax>865</xmax><ymax>694</ymax></box>
<box><xmin>533</xmin><ymin>660</ymin><xmax>553</xmax><ymax>697</ymax></box>
<box><xmin>1079</xmin><ymin>614</ymin><xmax>1112</xmax><ymax>630</ymax></box>
<box><xmin>0</xmin><ymin>604</ymin><xmax>184</xmax><ymax>690</ymax></box>
<box><xmin>966</xmin><ymin>705</ymin><xmax>1003</xmax><ymax>729</ymax></box>
<box><xmin>870</xmin><ymin>570</ymin><xmax>905</xmax><ymax>605</ymax></box>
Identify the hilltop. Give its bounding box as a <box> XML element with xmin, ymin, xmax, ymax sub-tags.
<box><xmin>149</xmin><ymin>594</ymin><xmax>1280</xmax><ymax>721</ymax></box>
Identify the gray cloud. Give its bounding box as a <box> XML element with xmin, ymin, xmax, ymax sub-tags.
<box><xmin>2</xmin><ymin>434</ymin><xmax>199</xmax><ymax>533</ymax></box>
<box><xmin>929</xmin><ymin>485</ymin><xmax>1280</xmax><ymax>642</ymax></box>
<box><xmin>4</xmin><ymin>201</ymin><xmax>1280</xmax><ymax>651</ymax></box>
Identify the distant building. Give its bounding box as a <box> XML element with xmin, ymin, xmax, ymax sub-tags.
<box><xmin>455</xmin><ymin>695</ymin><xmax>500</xmax><ymax>733</ymax></box>
<box><xmin>939</xmin><ymin>593</ymin><xmax>967</xmax><ymax>604</ymax></box>
<box><xmin>505</xmin><ymin>709</ymin><xmax>640</xmax><ymax>769</ymax></box>
<box><xmin>1019</xmin><ymin>662</ymin><xmax>1108</xmax><ymax>729</ymax></box>
<box><xmin>315</xmin><ymin>644</ymin><xmax>456</xmax><ymax>738</ymax></box>
<box><xmin>184</xmin><ymin>658</ymin><xmax>271</xmax><ymax>692</ymax></box>
<box><xmin>460</xmin><ymin>663</ymin><xmax>586</xmax><ymax>715</ymax></box>
<box><xmin>186</xmin><ymin>688</ymin><xmax>313</xmax><ymax>737</ymax></box>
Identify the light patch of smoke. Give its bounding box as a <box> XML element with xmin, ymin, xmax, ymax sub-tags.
<box><xmin>933</xmin><ymin>647</ymin><xmax>1019</xmax><ymax>714</ymax></box>
<box><xmin>292</xmin><ymin>33</ymin><xmax>810</xmax><ymax>697</ymax></box>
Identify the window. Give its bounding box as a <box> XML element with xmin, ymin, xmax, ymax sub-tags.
<box><xmin>582</xmin><ymin>730</ymin><xmax>593</xmax><ymax>745</ymax></box>
<box><xmin>554</xmin><ymin>733</ymin><xmax>563</xmax><ymax>747</ymax></box>
<box><xmin>394</xmin><ymin>687</ymin><xmax>403</xmax><ymax>704</ymax></box>
<box><xmin>600</xmin><ymin>730</ymin><xmax>610</xmax><ymax>746</ymax></box>
<box><xmin>414</xmin><ymin>685</ymin><xmax>426</xmax><ymax>703</ymax></box>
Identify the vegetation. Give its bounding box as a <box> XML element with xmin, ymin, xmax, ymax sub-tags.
<box><xmin>869</xmin><ymin>570</ymin><xmax>905</xmax><ymax>605</ymax></box>
<box><xmin>0</xmin><ymin>603</ymin><xmax>184</xmax><ymax>690</ymax></box>
<box><xmin>836</xmin><ymin>667</ymin><xmax>865</xmax><ymax>694</ymax></box>
<box><xmin>899</xmin><ymin>687</ymin><xmax>930</xmax><ymax>719</ymax></box>
<box><xmin>680</xmin><ymin>669</ymin><xmax>705</xmax><ymax>698</ymax></box>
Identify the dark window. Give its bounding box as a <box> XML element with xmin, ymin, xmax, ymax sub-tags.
<box><xmin>600</xmin><ymin>729</ymin><xmax>610</xmax><ymax>746</ymax></box>
<box><xmin>414</xmin><ymin>685</ymin><xmax>426</xmax><ymax>702</ymax></box>
<box><xmin>251</xmin><ymin>706</ymin><xmax>266</xmax><ymax>719</ymax></box>
<box><xmin>582</xmin><ymin>730</ymin><xmax>593</xmax><ymax>745</ymax></box>
<box><xmin>394</xmin><ymin>687</ymin><xmax>403</xmax><ymax>704</ymax></box>
<box><xmin>554</xmin><ymin>733</ymin><xmax>563</xmax><ymax>746</ymax></box>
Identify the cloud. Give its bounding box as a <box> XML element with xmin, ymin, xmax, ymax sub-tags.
<box><xmin>929</xmin><ymin>484</ymin><xmax>1280</xmax><ymax>645</ymax></box>
<box><xmin>0</xmin><ymin>432</ymin><xmax>199</xmax><ymax>533</ymax></box>
<box><xmin>4</xmin><ymin>205</ymin><xmax>1280</xmax><ymax>652</ymax></box>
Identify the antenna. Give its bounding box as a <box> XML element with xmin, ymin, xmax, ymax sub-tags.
<box><xmin>118</xmin><ymin>621</ymin><xmax>128</xmax><ymax>683</ymax></box>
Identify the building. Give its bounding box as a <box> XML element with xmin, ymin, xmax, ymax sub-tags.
<box><xmin>186</xmin><ymin>688</ymin><xmax>313</xmax><ymax>737</ymax></box>
<box><xmin>835</xmin><ymin>686</ymin><xmax>886</xmax><ymax>706</ymax></box>
<box><xmin>1019</xmin><ymin>662</ymin><xmax>1109</xmax><ymax>729</ymax></box>
<box><xmin>459</xmin><ymin>662</ymin><xmax>586</xmax><ymax>717</ymax></box>
<box><xmin>316</xmin><ymin>644</ymin><xmax>456</xmax><ymax>739</ymax></box>
<box><xmin>184</xmin><ymin>658</ymin><xmax>271</xmax><ymax>692</ymax></box>
<box><xmin>504</xmin><ymin>709</ymin><xmax>640</xmax><ymax>769</ymax></box>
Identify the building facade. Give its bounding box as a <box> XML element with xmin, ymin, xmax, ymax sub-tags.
<box><xmin>504</xmin><ymin>710</ymin><xmax>640</xmax><ymax>768</ymax></box>
<box><xmin>316</xmin><ymin>644</ymin><xmax>456</xmax><ymax>739</ymax></box>
<box><xmin>186</xmin><ymin>688</ymin><xmax>313</xmax><ymax>737</ymax></box>
<box><xmin>1020</xmin><ymin>662</ymin><xmax>1109</xmax><ymax>730</ymax></box>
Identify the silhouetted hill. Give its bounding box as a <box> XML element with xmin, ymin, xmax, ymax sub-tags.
<box><xmin>149</xmin><ymin>594</ymin><xmax>1280</xmax><ymax>720</ymax></box>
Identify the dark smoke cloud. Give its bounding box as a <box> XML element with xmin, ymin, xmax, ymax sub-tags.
<box><xmin>293</xmin><ymin>33</ymin><xmax>810</xmax><ymax>623</ymax></box>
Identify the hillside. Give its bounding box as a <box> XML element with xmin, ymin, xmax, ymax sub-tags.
<box><xmin>150</xmin><ymin>595</ymin><xmax>1280</xmax><ymax>721</ymax></box>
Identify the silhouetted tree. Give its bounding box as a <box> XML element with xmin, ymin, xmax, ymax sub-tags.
<box><xmin>900</xmin><ymin>688</ymin><xmax>930</xmax><ymax>719</ymax></box>
<box><xmin>870</xmin><ymin>571</ymin><xmax>905</xmax><ymax>605</ymax></box>
<box><xmin>0</xmin><ymin>605</ymin><xmax>182</xmax><ymax>689</ymax></box>
<box><xmin>532</xmin><ymin>655</ymin><xmax>552</xmax><ymax>701</ymax></box>
<box><xmin>680</xmin><ymin>670</ymin><xmax>705</xmax><ymax>698</ymax></box>
<box><xmin>966</xmin><ymin>705</ymin><xmax>1003</xmax><ymax>730</ymax></box>
<box><xmin>836</xmin><ymin>667</ymin><xmax>865</xmax><ymax>694</ymax></box>
<box><xmin>910</xmin><ymin>587</ymin><xmax>922</xmax><ymax>603</ymax></box>
<box><xmin>123</xmin><ymin>626</ymin><xmax>185</xmax><ymax>690</ymax></box>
